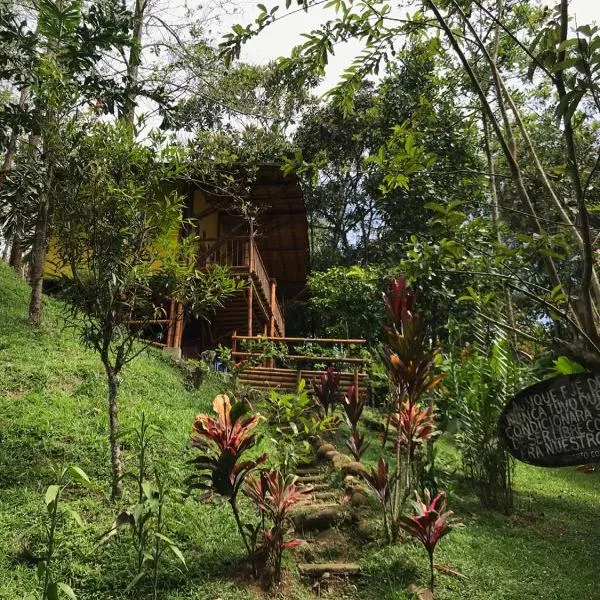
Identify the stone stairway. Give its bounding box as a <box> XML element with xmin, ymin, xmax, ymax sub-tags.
<box><xmin>289</xmin><ymin>461</ymin><xmax>364</xmax><ymax>586</ymax></box>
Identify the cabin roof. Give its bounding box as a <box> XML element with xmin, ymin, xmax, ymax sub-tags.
<box><xmin>251</xmin><ymin>164</ymin><xmax>309</xmax><ymax>301</ymax></box>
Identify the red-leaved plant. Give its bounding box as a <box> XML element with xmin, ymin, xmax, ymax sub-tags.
<box><xmin>379</xmin><ymin>276</ymin><xmax>444</xmax><ymax>535</ymax></box>
<box><xmin>244</xmin><ymin>469</ymin><xmax>310</xmax><ymax>585</ymax></box>
<box><xmin>188</xmin><ymin>395</ymin><xmax>267</xmax><ymax>575</ymax></box>
<box><xmin>397</xmin><ymin>490</ymin><xmax>453</xmax><ymax>592</ymax></box>
<box><xmin>362</xmin><ymin>457</ymin><xmax>392</xmax><ymax>541</ymax></box>
<box><xmin>388</xmin><ymin>401</ymin><xmax>438</xmax><ymax>451</ymax></box>
<box><xmin>342</xmin><ymin>384</ymin><xmax>369</xmax><ymax>461</ymax></box>
<box><xmin>312</xmin><ymin>366</ymin><xmax>341</xmax><ymax>415</ymax></box>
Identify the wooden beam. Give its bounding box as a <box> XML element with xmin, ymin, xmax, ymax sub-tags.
<box><xmin>231</xmin><ymin>352</ymin><xmax>367</xmax><ymax>364</ymax></box>
<box><xmin>269</xmin><ymin>279</ymin><xmax>277</xmax><ymax>337</ymax></box>
<box><xmin>232</xmin><ymin>335</ymin><xmax>367</xmax><ymax>344</ymax></box>
<box><xmin>247</xmin><ymin>281</ymin><xmax>253</xmax><ymax>337</ymax></box>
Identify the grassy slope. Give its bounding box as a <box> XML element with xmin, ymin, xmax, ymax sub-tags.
<box><xmin>1</xmin><ymin>260</ymin><xmax>600</xmax><ymax>599</ymax></box>
<box><xmin>0</xmin><ymin>261</ymin><xmax>266</xmax><ymax>600</ymax></box>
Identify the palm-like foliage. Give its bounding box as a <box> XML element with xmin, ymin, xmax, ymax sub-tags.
<box><xmin>379</xmin><ymin>276</ymin><xmax>444</xmax><ymax>535</ymax></box>
<box><xmin>446</xmin><ymin>324</ymin><xmax>526</xmax><ymax>513</ymax></box>
<box><xmin>388</xmin><ymin>401</ymin><xmax>437</xmax><ymax>450</ymax></box>
<box><xmin>189</xmin><ymin>395</ymin><xmax>266</xmax><ymax>498</ymax></box>
<box><xmin>397</xmin><ymin>490</ymin><xmax>453</xmax><ymax>592</ymax></box>
<box><xmin>382</xmin><ymin>276</ymin><xmax>443</xmax><ymax>404</ymax></box>
<box><xmin>361</xmin><ymin>457</ymin><xmax>392</xmax><ymax>540</ymax></box>
<box><xmin>342</xmin><ymin>384</ymin><xmax>369</xmax><ymax>460</ymax></box>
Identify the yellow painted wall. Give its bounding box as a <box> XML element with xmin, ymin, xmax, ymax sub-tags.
<box><xmin>192</xmin><ymin>190</ymin><xmax>218</xmax><ymax>240</ymax></box>
<box><xmin>43</xmin><ymin>188</ymin><xmax>219</xmax><ymax>280</ymax></box>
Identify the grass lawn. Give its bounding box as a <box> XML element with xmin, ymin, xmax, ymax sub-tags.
<box><xmin>1</xmin><ymin>260</ymin><xmax>599</xmax><ymax>599</ymax></box>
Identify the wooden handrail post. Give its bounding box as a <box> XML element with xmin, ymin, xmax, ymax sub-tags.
<box><xmin>269</xmin><ymin>279</ymin><xmax>277</xmax><ymax>337</ymax></box>
<box><xmin>247</xmin><ymin>280</ymin><xmax>253</xmax><ymax>337</ymax></box>
<box><xmin>173</xmin><ymin>302</ymin><xmax>185</xmax><ymax>350</ymax></box>
<box><xmin>232</xmin><ymin>329</ymin><xmax>238</xmax><ymax>365</ymax></box>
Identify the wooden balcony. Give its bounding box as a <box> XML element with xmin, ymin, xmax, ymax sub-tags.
<box><xmin>199</xmin><ymin>236</ymin><xmax>285</xmax><ymax>338</ymax></box>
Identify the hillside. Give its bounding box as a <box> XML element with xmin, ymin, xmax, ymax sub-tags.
<box><xmin>0</xmin><ymin>261</ymin><xmax>258</xmax><ymax>599</ymax></box>
<box><xmin>2</xmin><ymin>261</ymin><xmax>600</xmax><ymax>600</ymax></box>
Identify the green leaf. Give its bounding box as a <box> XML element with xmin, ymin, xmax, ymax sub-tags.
<box><xmin>124</xmin><ymin>571</ymin><xmax>146</xmax><ymax>593</ymax></box>
<box><xmin>168</xmin><ymin>544</ymin><xmax>187</xmax><ymax>569</ymax></box>
<box><xmin>142</xmin><ymin>480</ymin><xmax>156</xmax><ymax>501</ymax></box>
<box><xmin>46</xmin><ymin>582</ymin><xmax>59</xmax><ymax>600</ymax></box>
<box><xmin>66</xmin><ymin>509</ymin><xmax>85</xmax><ymax>528</ymax></box>
<box><xmin>57</xmin><ymin>582</ymin><xmax>77</xmax><ymax>599</ymax></box>
<box><xmin>67</xmin><ymin>466</ymin><xmax>92</xmax><ymax>488</ymax></box>
<box><xmin>45</xmin><ymin>485</ymin><xmax>60</xmax><ymax>508</ymax></box>
<box><xmin>553</xmin><ymin>356</ymin><xmax>587</xmax><ymax>375</ymax></box>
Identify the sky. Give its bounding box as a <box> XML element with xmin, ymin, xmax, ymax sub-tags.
<box><xmin>218</xmin><ymin>0</ymin><xmax>600</xmax><ymax>93</ymax></box>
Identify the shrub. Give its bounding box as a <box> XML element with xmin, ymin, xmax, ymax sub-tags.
<box><xmin>342</xmin><ymin>384</ymin><xmax>369</xmax><ymax>461</ymax></box>
<box><xmin>312</xmin><ymin>366</ymin><xmax>341</xmax><ymax>416</ymax></box>
<box><xmin>444</xmin><ymin>331</ymin><xmax>527</xmax><ymax>513</ymax></box>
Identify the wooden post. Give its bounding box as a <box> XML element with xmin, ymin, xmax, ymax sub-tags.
<box><xmin>173</xmin><ymin>302</ymin><xmax>185</xmax><ymax>350</ymax></box>
<box><xmin>269</xmin><ymin>279</ymin><xmax>277</xmax><ymax>337</ymax></box>
<box><xmin>232</xmin><ymin>329</ymin><xmax>238</xmax><ymax>365</ymax></box>
<box><xmin>247</xmin><ymin>225</ymin><xmax>254</xmax><ymax>338</ymax></box>
<box><xmin>166</xmin><ymin>297</ymin><xmax>176</xmax><ymax>347</ymax></box>
<box><xmin>247</xmin><ymin>281</ymin><xmax>253</xmax><ymax>338</ymax></box>
<box><xmin>354</xmin><ymin>367</ymin><xmax>360</xmax><ymax>396</ymax></box>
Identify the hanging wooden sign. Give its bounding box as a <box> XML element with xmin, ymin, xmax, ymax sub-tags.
<box><xmin>498</xmin><ymin>372</ymin><xmax>600</xmax><ymax>467</ymax></box>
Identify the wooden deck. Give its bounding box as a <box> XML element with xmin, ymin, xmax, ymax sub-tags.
<box><xmin>233</xmin><ymin>335</ymin><xmax>369</xmax><ymax>396</ymax></box>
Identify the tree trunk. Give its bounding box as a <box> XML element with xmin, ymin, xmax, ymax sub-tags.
<box><xmin>122</xmin><ymin>0</ymin><xmax>145</xmax><ymax>127</ymax></box>
<box><xmin>0</xmin><ymin>88</ymin><xmax>28</xmax><ymax>179</ymax></box>
<box><xmin>9</xmin><ymin>232</ymin><xmax>23</xmax><ymax>275</ymax></box>
<box><xmin>106</xmin><ymin>366</ymin><xmax>124</xmax><ymax>500</ymax></box>
<box><xmin>2</xmin><ymin>241</ymin><xmax>9</xmax><ymax>262</ymax></box>
<box><xmin>28</xmin><ymin>189</ymin><xmax>50</xmax><ymax>324</ymax></box>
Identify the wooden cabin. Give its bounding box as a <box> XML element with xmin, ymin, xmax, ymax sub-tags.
<box><xmin>43</xmin><ymin>162</ymin><xmax>369</xmax><ymax>395</ymax></box>
<box><xmin>169</xmin><ymin>163</ymin><xmax>310</xmax><ymax>357</ymax></box>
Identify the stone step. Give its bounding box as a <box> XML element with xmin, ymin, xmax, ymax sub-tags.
<box><xmin>296</xmin><ymin>464</ymin><xmax>319</xmax><ymax>475</ymax></box>
<box><xmin>291</xmin><ymin>504</ymin><xmax>347</xmax><ymax>532</ymax></box>
<box><xmin>297</xmin><ymin>473</ymin><xmax>326</xmax><ymax>484</ymax></box>
<box><xmin>312</xmin><ymin>491</ymin><xmax>339</xmax><ymax>502</ymax></box>
<box><xmin>298</xmin><ymin>562</ymin><xmax>361</xmax><ymax>576</ymax></box>
<box><xmin>299</xmin><ymin>482</ymin><xmax>329</xmax><ymax>492</ymax></box>
<box><xmin>407</xmin><ymin>583</ymin><xmax>434</xmax><ymax>600</ymax></box>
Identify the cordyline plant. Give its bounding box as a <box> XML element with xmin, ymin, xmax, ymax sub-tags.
<box><xmin>188</xmin><ymin>395</ymin><xmax>266</xmax><ymax>576</ymax></box>
<box><xmin>379</xmin><ymin>276</ymin><xmax>444</xmax><ymax>538</ymax></box>
<box><xmin>398</xmin><ymin>490</ymin><xmax>453</xmax><ymax>593</ymax></box>
<box><xmin>362</xmin><ymin>457</ymin><xmax>392</xmax><ymax>541</ymax></box>
<box><xmin>312</xmin><ymin>366</ymin><xmax>341</xmax><ymax>415</ymax></box>
<box><xmin>342</xmin><ymin>384</ymin><xmax>369</xmax><ymax>461</ymax></box>
<box><xmin>244</xmin><ymin>469</ymin><xmax>310</xmax><ymax>585</ymax></box>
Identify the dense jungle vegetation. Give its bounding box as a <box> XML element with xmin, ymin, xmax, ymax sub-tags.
<box><xmin>1</xmin><ymin>0</ymin><xmax>600</xmax><ymax>598</ymax></box>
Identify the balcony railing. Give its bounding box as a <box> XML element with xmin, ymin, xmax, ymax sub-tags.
<box><xmin>199</xmin><ymin>236</ymin><xmax>284</xmax><ymax>336</ymax></box>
